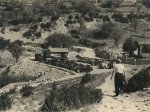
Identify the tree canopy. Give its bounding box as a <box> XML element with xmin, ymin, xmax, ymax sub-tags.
<box><xmin>122</xmin><ymin>37</ymin><xmax>140</xmax><ymax>56</ymax></box>
<box><xmin>45</xmin><ymin>34</ymin><xmax>76</xmax><ymax>48</ymax></box>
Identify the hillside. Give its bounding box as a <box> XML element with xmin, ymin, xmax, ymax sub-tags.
<box><xmin>0</xmin><ymin>0</ymin><xmax>150</xmax><ymax>111</ymax></box>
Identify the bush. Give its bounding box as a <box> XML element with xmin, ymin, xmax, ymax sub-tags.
<box><xmin>103</xmin><ymin>15</ymin><xmax>110</xmax><ymax>22</ymax></box>
<box><xmin>81</xmin><ymin>73</ymin><xmax>93</xmax><ymax>83</ymax></box>
<box><xmin>51</xmin><ymin>14</ymin><xmax>60</xmax><ymax>21</ymax></box>
<box><xmin>95</xmin><ymin>48</ymin><xmax>111</xmax><ymax>60</ymax></box>
<box><xmin>20</xmin><ymin>85</ymin><xmax>33</xmax><ymax>97</ymax></box>
<box><xmin>8</xmin><ymin>87</ymin><xmax>16</xmax><ymax>94</ymax></box>
<box><xmin>75</xmin><ymin>14</ymin><xmax>80</xmax><ymax>19</ymax></box>
<box><xmin>9</xmin><ymin>27</ymin><xmax>20</xmax><ymax>32</ymax></box>
<box><xmin>0</xmin><ymin>93</ymin><xmax>12</xmax><ymax>111</ymax></box>
<box><xmin>35</xmin><ymin>32</ymin><xmax>41</xmax><ymax>38</ymax></box>
<box><xmin>125</xmin><ymin>66</ymin><xmax>150</xmax><ymax>92</ymax></box>
<box><xmin>23</xmin><ymin>30</ymin><xmax>32</xmax><ymax>38</ymax></box>
<box><xmin>68</xmin><ymin>15</ymin><xmax>73</xmax><ymax>20</ymax></box>
<box><xmin>78</xmin><ymin>38</ymin><xmax>106</xmax><ymax>48</ymax></box>
<box><xmin>41</xmin><ymin>83</ymin><xmax>102</xmax><ymax>111</ymax></box>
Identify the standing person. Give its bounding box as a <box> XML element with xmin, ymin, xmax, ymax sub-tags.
<box><xmin>111</xmin><ymin>58</ymin><xmax>126</xmax><ymax>96</ymax></box>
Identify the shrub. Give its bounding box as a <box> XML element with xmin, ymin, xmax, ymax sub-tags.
<box><xmin>35</xmin><ymin>32</ymin><xmax>41</xmax><ymax>38</ymax></box>
<box><xmin>95</xmin><ymin>48</ymin><xmax>111</xmax><ymax>60</ymax></box>
<box><xmin>20</xmin><ymin>85</ymin><xmax>33</xmax><ymax>97</ymax></box>
<box><xmin>103</xmin><ymin>15</ymin><xmax>110</xmax><ymax>22</ymax></box>
<box><xmin>8</xmin><ymin>87</ymin><xmax>16</xmax><ymax>94</ymax></box>
<box><xmin>78</xmin><ymin>38</ymin><xmax>106</xmax><ymax>48</ymax></box>
<box><xmin>41</xmin><ymin>83</ymin><xmax>102</xmax><ymax>111</ymax></box>
<box><xmin>0</xmin><ymin>93</ymin><xmax>12</xmax><ymax>111</ymax></box>
<box><xmin>68</xmin><ymin>15</ymin><xmax>73</xmax><ymax>20</ymax></box>
<box><xmin>0</xmin><ymin>38</ymin><xmax>10</xmax><ymax>50</ymax></box>
<box><xmin>30</xmin><ymin>24</ymin><xmax>38</xmax><ymax>32</ymax></box>
<box><xmin>81</xmin><ymin>73</ymin><xmax>93</xmax><ymax>83</ymax></box>
<box><xmin>75</xmin><ymin>14</ymin><xmax>80</xmax><ymax>19</ymax></box>
<box><xmin>51</xmin><ymin>14</ymin><xmax>60</xmax><ymax>21</ymax></box>
<box><xmin>9</xmin><ymin>27</ymin><xmax>20</xmax><ymax>32</ymax></box>
<box><xmin>23</xmin><ymin>31</ymin><xmax>32</xmax><ymax>38</ymax></box>
<box><xmin>125</xmin><ymin>66</ymin><xmax>150</xmax><ymax>92</ymax></box>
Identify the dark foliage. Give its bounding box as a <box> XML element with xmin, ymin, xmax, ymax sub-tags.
<box><xmin>8</xmin><ymin>87</ymin><xmax>16</xmax><ymax>94</ymax></box>
<box><xmin>0</xmin><ymin>93</ymin><xmax>12</xmax><ymax>111</ymax></box>
<box><xmin>23</xmin><ymin>31</ymin><xmax>32</xmax><ymax>38</ymax></box>
<box><xmin>94</xmin><ymin>23</ymin><xmax>117</xmax><ymax>40</ymax></box>
<box><xmin>8</xmin><ymin>41</ymin><xmax>23</xmax><ymax>62</ymax></box>
<box><xmin>103</xmin><ymin>15</ymin><xmax>110</xmax><ymax>22</ymax></box>
<box><xmin>41</xmin><ymin>83</ymin><xmax>102</xmax><ymax>111</ymax></box>
<box><xmin>112</xmin><ymin>13</ymin><xmax>129</xmax><ymax>23</ymax></box>
<box><xmin>45</xmin><ymin>34</ymin><xmax>76</xmax><ymax>48</ymax></box>
<box><xmin>122</xmin><ymin>38</ymin><xmax>140</xmax><ymax>56</ymax></box>
<box><xmin>75</xmin><ymin>14</ymin><xmax>80</xmax><ymax>19</ymax></box>
<box><xmin>0</xmin><ymin>38</ymin><xmax>10</xmax><ymax>50</ymax></box>
<box><xmin>81</xmin><ymin>73</ymin><xmax>93</xmax><ymax>83</ymax></box>
<box><xmin>142</xmin><ymin>0</ymin><xmax>150</xmax><ymax>8</ymax></box>
<box><xmin>94</xmin><ymin>48</ymin><xmax>111</xmax><ymax>60</ymax></box>
<box><xmin>40</xmin><ymin>22</ymin><xmax>51</xmax><ymax>29</ymax></box>
<box><xmin>68</xmin><ymin>15</ymin><xmax>73</xmax><ymax>20</ymax></box>
<box><xmin>51</xmin><ymin>14</ymin><xmax>60</xmax><ymax>21</ymax></box>
<box><xmin>79</xmin><ymin>38</ymin><xmax>106</xmax><ymax>48</ymax></box>
<box><xmin>9</xmin><ymin>27</ymin><xmax>20</xmax><ymax>32</ymax></box>
<box><xmin>125</xmin><ymin>66</ymin><xmax>150</xmax><ymax>92</ymax></box>
<box><xmin>20</xmin><ymin>85</ymin><xmax>33</xmax><ymax>97</ymax></box>
<box><xmin>35</xmin><ymin>32</ymin><xmax>41</xmax><ymax>38</ymax></box>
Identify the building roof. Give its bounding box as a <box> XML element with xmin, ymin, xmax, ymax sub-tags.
<box><xmin>48</xmin><ymin>48</ymin><xmax>69</xmax><ymax>53</ymax></box>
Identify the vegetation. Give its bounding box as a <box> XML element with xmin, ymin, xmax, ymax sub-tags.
<box><xmin>78</xmin><ymin>38</ymin><xmax>106</xmax><ymax>48</ymax></box>
<box><xmin>125</xmin><ymin>66</ymin><xmax>150</xmax><ymax>92</ymax></box>
<box><xmin>122</xmin><ymin>38</ymin><xmax>140</xmax><ymax>56</ymax></box>
<box><xmin>142</xmin><ymin>0</ymin><xmax>150</xmax><ymax>8</ymax></box>
<box><xmin>41</xmin><ymin>82</ymin><xmax>103</xmax><ymax>111</ymax></box>
<box><xmin>95</xmin><ymin>48</ymin><xmax>111</xmax><ymax>60</ymax></box>
<box><xmin>81</xmin><ymin>73</ymin><xmax>93</xmax><ymax>83</ymax></box>
<box><xmin>20</xmin><ymin>85</ymin><xmax>33</xmax><ymax>97</ymax></box>
<box><xmin>93</xmin><ymin>23</ymin><xmax>117</xmax><ymax>39</ymax></box>
<box><xmin>44</xmin><ymin>34</ymin><xmax>76</xmax><ymax>48</ymax></box>
<box><xmin>0</xmin><ymin>38</ymin><xmax>10</xmax><ymax>50</ymax></box>
<box><xmin>0</xmin><ymin>93</ymin><xmax>12</xmax><ymax>111</ymax></box>
<box><xmin>0</xmin><ymin>66</ymin><xmax>37</xmax><ymax>88</ymax></box>
<box><xmin>8</xmin><ymin>40</ymin><xmax>23</xmax><ymax>63</ymax></box>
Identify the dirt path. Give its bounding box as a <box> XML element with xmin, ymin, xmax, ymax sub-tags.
<box><xmin>85</xmin><ymin>75</ymin><xmax>150</xmax><ymax>112</ymax></box>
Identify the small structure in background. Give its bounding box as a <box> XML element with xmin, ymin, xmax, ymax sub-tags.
<box><xmin>139</xmin><ymin>44</ymin><xmax>150</xmax><ymax>58</ymax></box>
<box><xmin>45</xmin><ymin>47</ymin><xmax>69</xmax><ymax>58</ymax></box>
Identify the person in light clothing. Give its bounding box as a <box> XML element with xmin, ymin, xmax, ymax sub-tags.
<box><xmin>111</xmin><ymin>58</ymin><xmax>126</xmax><ymax>96</ymax></box>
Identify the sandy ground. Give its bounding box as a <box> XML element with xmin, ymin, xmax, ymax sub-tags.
<box><xmin>79</xmin><ymin>67</ymin><xmax>150</xmax><ymax>112</ymax></box>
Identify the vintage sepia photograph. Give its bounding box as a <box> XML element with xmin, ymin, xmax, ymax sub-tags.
<box><xmin>0</xmin><ymin>0</ymin><xmax>150</xmax><ymax>112</ymax></box>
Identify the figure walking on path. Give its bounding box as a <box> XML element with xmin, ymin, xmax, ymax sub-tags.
<box><xmin>111</xmin><ymin>58</ymin><xmax>126</xmax><ymax>96</ymax></box>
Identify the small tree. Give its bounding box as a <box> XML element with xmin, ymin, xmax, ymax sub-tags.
<box><xmin>0</xmin><ymin>38</ymin><xmax>10</xmax><ymax>50</ymax></box>
<box><xmin>45</xmin><ymin>34</ymin><xmax>75</xmax><ymax>48</ymax></box>
<box><xmin>111</xmin><ymin>29</ymin><xmax>123</xmax><ymax>48</ymax></box>
<box><xmin>8</xmin><ymin>40</ymin><xmax>23</xmax><ymax>63</ymax></box>
<box><xmin>0</xmin><ymin>93</ymin><xmax>12</xmax><ymax>111</ymax></box>
<box><xmin>130</xmin><ymin>18</ymin><xmax>138</xmax><ymax>32</ymax></box>
<box><xmin>103</xmin><ymin>15</ymin><xmax>110</xmax><ymax>22</ymax></box>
